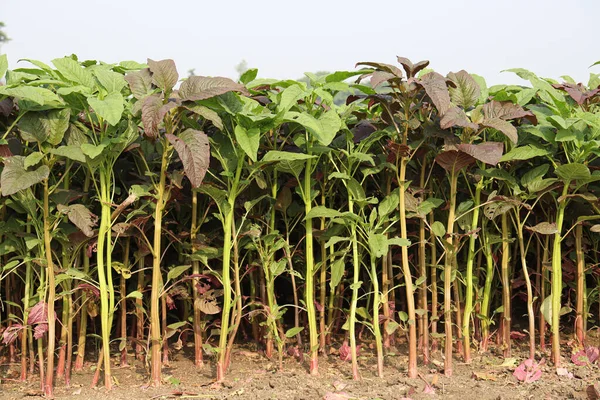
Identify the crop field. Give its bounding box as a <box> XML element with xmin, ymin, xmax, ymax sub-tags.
<box><xmin>0</xmin><ymin>55</ymin><xmax>599</xmax><ymax>399</ymax></box>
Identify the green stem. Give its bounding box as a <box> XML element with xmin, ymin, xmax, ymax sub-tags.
<box><xmin>216</xmin><ymin>155</ymin><xmax>242</xmax><ymax>381</ymax></box>
<box><xmin>370</xmin><ymin>254</ymin><xmax>384</xmax><ymax>377</ymax></box>
<box><xmin>443</xmin><ymin>170</ymin><xmax>458</xmax><ymax>377</ymax></box>
<box><xmin>43</xmin><ymin>178</ymin><xmax>56</xmax><ymax>398</ymax></box>
<box><xmin>304</xmin><ymin>153</ymin><xmax>319</xmax><ymax>375</ymax></box>
<box><xmin>150</xmin><ymin>142</ymin><xmax>170</xmax><ymax>386</ymax></box>
<box><xmin>551</xmin><ymin>183</ymin><xmax>570</xmax><ymax>366</ymax></box>
<box><xmin>462</xmin><ymin>176</ymin><xmax>482</xmax><ymax>363</ymax></box>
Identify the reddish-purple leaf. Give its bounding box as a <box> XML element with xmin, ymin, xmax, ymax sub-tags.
<box><xmin>456</xmin><ymin>142</ymin><xmax>504</xmax><ymax>166</ymax></box>
<box><xmin>586</xmin><ymin>346</ymin><xmax>600</xmax><ymax>364</ymax></box>
<box><xmin>27</xmin><ymin>301</ymin><xmax>49</xmax><ymax>326</ymax></box>
<box><xmin>338</xmin><ymin>340</ymin><xmax>360</xmax><ymax>362</ymax></box>
<box><xmin>141</xmin><ymin>94</ymin><xmax>163</xmax><ymax>139</ymax></box>
<box><xmin>76</xmin><ymin>283</ymin><xmax>100</xmax><ymax>298</ymax></box>
<box><xmin>513</xmin><ymin>358</ymin><xmax>544</xmax><ymax>383</ymax></box>
<box><xmin>435</xmin><ymin>150</ymin><xmax>476</xmax><ymax>173</ymax></box>
<box><xmin>397</xmin><ymin>57</ymin><xmax>430</xmax><ymax>78</ymax></box>
<box><xmin>510</xmin><ymin>330</ymin><xmax>527</xmax><ymax>340</ymax></box>
<box><xmin>356</xmin><ymin>62</ymin><xmax>403</xmax><ymax>78</ymax></box>
<box><xmin>178</xmin><ymin>76</ymin><xmax>248</xmax><ymax>102</ymax></box>
<box><xmin>124</xmin><ymin>69</ymin><xmax>153</xmax><ymax>100</ymax></box>
<box><xmin>0</xmin><ymin>145</ymin><xmax>13</xmax><ymax>158</ymax></box>
<box><xmin>480</xmin><ymin>118</ymin><xmax>518</xmax><ymax>144</ymax></box>
<box><xmin>419</xmin><ymin>72</ymin><xmax>451</xmax><ymax>115</ymax></box>
<box><xmin>440</xmin><ymin>106</ymin><xmax>478</xmax><ymax>130</ymax></box>
<box><xmin>370</xmin><ymin>71</ymin><xmax>396</xmax><ymax>89</ymax></box>
<box><xmin>57</xmin><ymin>203</ymin><xmax>98</xmax><ymax>237</ymax></box>
<box><xmin>552</xmin><ymin>82</ymin><xmax>600</xmax><ymax>105</ymax></box>
<box><xmin>572</xmin><ymin>346</ymin><xmax>600</xmax><ymax>365</ymax></box>
<box><xmin>33</xmin><ymin>323</ymin><xmax>48</xmax><ymax>340</ymax></box>
<box><xmin>2</xmin><ymin>324</ymin><xmax>24</xmax><ymax>345</ymax></box>
<box><xmin>147</xmin><ymin>59</ymin><xmax>178</xmax><ymax>92</ymax></box>
<box><xmin>166</xmin><ymin>129</ymin><xmax>210</xmax><ymax>188</ymax></box>
<box><xmin>0</xmin><ymin>98</ymin><xmax>14</xmax><ymax>117</ymax></box>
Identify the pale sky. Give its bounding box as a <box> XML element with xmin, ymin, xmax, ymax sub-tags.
<box><xmin>2</xmin><ymin>0</ymin><xmax>598</xmax><ymax>86</ymax></box>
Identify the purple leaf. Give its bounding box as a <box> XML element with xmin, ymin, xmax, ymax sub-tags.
<box><xmin>456</xmin><ymin>142</ymin><xmax>504</xmax><ymax>166</ymax></box>
<box><xmin>587</xmin><ymin>346</ymin><xmax>600</xmax><ymax>364</ymax></box>
<box><xmin>419</xmin><ymin>72</ymin><xmax>451</xmax><ymax>115</ymax></box>
<box><xmin>147</xmin><ymin>59</ymin><xmax>178</xmax><ymax>92</ymax></box>
<box><xmin>513</xmin><ymin>358</ymin><xmax>544</xmax><ymax>383</ymax></box>
<box><xmin>27</xmin><ymin>301</ymin><xmax>49</xmax><ymax>326</ymax></box>
<box><xmin>166</xmin><ymin>129</ymin><xmax>210</xmax><ymax>188</ymax></box>
<box><xmin>33</xmin><ymin>323</ymin><xmax>48</xmax><ymax>340</ymax></box>
<box><xmin>2</xmin><ymin>324</ymin><xmax>24</xmax><ymax>345</ymax></box>
<box><xmin>178</xmin><ymin>76</ymin><xmax>248</xmax><ymax>101</ymax></box>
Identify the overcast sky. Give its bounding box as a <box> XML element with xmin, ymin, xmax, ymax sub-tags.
<box><xmin>2</xmin><ymin>0</ymin><xmax>598</xmax><ymax>86</ymax></box>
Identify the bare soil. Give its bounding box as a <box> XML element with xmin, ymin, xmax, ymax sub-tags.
<box><xmin>1</xmin><ymin>335</ymin><xmax>600</xmax><ymax>400</ymax></box>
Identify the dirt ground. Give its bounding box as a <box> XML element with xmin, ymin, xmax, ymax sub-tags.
<box><xmin>1</xmin><ymin>337</ymin><xmax>599</xmax><ymax>400</ymax></box>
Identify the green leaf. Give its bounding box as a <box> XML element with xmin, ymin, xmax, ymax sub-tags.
<box><xmin>325</xmin><ymin>236</ymin><xmax>349</xmax><ymax>249</ymax></box>
<box><xmin>284</xmin><ymin>110</ymin><xmax>341</xmax><ymax>146</ymax></box>
<box><xmin>81</xmin><ymin>143</ymin><xmax>107</xmax><ymax>159</ymax></box>
<box><xmin>52</xmin><ymin>57</ymin><xmax>95</xmax><ymax>87</ymax></box>
<box><xmin>233</xmin><ymin>125</ymin><xmax>260</xmax><ymax>162</ymax></box>
<box><xmin>431</xmin><ymin>221</ymin><xmax>445</xmax><ymax>237</ymax></box>
<box><xmin>278</xmin><ymin>85</ymin><xmax>306</xmax><ymax>113</ymax></box>
<box><xmin>500</xmin><ymin>145</ymin><xmax>550</xmax><ymax>162</ymax></box>
<box><xmin>368</xmin><ymin>233</ymin><xmax>388</xmax><ymax>258</ymax></box>
<box><xmin>239</xmin><ymin>68</ymin><xmax>258</xmax><ymax>85</ymax></box>
<box><xmin>166</xmin><ymin>129</ymin><xmax>210</xmax><ymax>188</ymax></box>
<box><xmin>415</xmin><ymin>275</ymin><xmax>427</xmax><ymax>286</ymax></box>
<box><xmin>50</xmin><ymin>145</ymin><xmax>86</xmax><ymax>163</ymax></box>
<box><xmin>330</xmin><ymin>258</ymin><xmax>345</xmax><ymax>290</ymax></box>
<box><xmin>417</xmin><ymin>197</ymin><xmax>444</xmax><ymax>218</ymax></box>
<box><xmin>540</xmin><ymin>295</ymin><xmax>553</xmax><ymax>327</ymax></box>
<box><xmin>126</xmin><ymin>291</ymin><xmax>143</xmax><ymax>299</ymax></box>
<box><xmin>555</xmin><ymin>163</ymin><xmax>590</xmax><ymax>182</ymax></box>
<box><xmin>24</xmin><ymin>152</ymin><xmax>44</xmax><ymax>169</ymax></box>
<box><xmin>387</xmin><ymin>237</ymin><xmax>411</xmax><ymax>247</ymax></box>
<box><xmin>1</xmin><ymin>156</ymin><xmax>49</xmax><ymax>197</ymax></box>
<box><xmin>93</xmin><ymin>68</ymin><xmax>127</xmax><ymax>94</ymax></box>
<box><xmin>285</xmin><ymin>326</ymin><xmax>304</xmax><ymax>338</ymax></box>
<box><xmin>447</xmin><ymin>70</ymin><xmax>480</xmax><ymax>110</ymax></box>
<box><xmin>57</xmin><ymin>204</ymin><xmax>98</xmax><ymax>237</ymax></box>
<box><xmin>147</xmin><ymin>59</ymin><xmax>178</xmax><ymax>92</ymax></box>
<box><xmin>521</xmin><ymin>164</ymin><xmax>549</xmax><ymax>188</ymax></box>
<box><xmin>378</xmin><ymin>190</ymin><xmax>399</xmax><ymax>217</ymax></box>
<box><xmin>167</xmin><ymin>265</ymin><xmax>191</xmax><ymax>282</ymax></box>
<box><xmin>0</xmin><ymin>86</ymin><xmax>64</xmax><ymax>108</ymax></box>
<box><xmin>0</xmin><ymin>54</ymin><xmax>8</xmax><ymax>80</ymax></box>
<box><xmin>167</xmin><ymin>321</ymin><xmax>188</xmax><ymax>330</ymax></box>
<box><xmin>87</xmin><ymin>93</ymin><xmax>124</xmax><ymax>126</ymax></box>
<box><xmin>398</xmin><ymin>311</ymin><xmax>409</xmax><ymax>322</ymax></box>
<box><xmin>261</xmin><ymin>151</ymin><xmax>315</xmax><ymax>162</ymax></box>
<box><xmin>167</xmin><ymin>265</ymin><xmax>191</xmax><ymax>281</ymax></box>
<box><xmin>347</xmin><ymin>178</ymin><xmax>365</xmax><ymax>201</ymax></box>
<box><xmin>305</xmin><ymin>206</ymin><xmax>343</xmax><ymax>220</ymax></box>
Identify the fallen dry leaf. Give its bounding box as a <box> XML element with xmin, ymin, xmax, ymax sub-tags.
<box><xmin>472</xmin><ymin>371</ymin><xmax>497</xmax><ymax>381</ymax></box>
